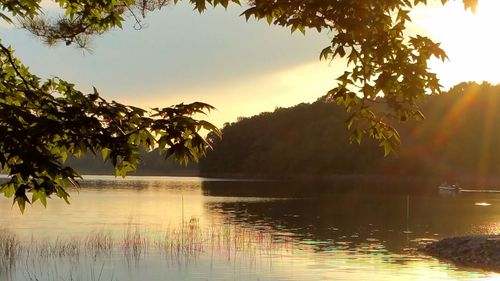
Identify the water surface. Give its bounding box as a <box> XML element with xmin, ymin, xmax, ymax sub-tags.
<box><xmin>0</xmin><ymin>176</ymin><xmax>499</xmax><ymax>280</ymax></box>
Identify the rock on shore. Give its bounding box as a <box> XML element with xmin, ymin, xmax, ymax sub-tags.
<box><xmin>422</xmin><ymin>235</ymin><xmax>500</xmax><ymax>271</ymax></box>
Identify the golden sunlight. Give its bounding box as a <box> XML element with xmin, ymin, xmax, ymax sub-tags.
<box><xmin>125</xmin><ymin>61</ymin><xmax>342</xmax><ymax>127</ymax></box>
<box><xmin>413</xmin><ymin>1</ymin><xmax>500</xmax><ymax>180</ymax></box>
<box><xmin>413</xmin><ymin>0</ymin><xmax>500</xmax><ymax>88</ymax></box>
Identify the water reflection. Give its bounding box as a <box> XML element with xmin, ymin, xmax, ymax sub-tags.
<box><xmin>202</xmin><ymin>180</ymin><xmax>500</xmax><ymax>253</ymax></box>
<box><xmin>0</xmin><ymin>176</ymin><xmax>498</xmax><ymax>280</ymax></box>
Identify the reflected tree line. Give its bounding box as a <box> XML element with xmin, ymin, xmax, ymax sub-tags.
<box><xmin>200</xmin><ymin>82</ymin><xmax>500</xmax><ymax>186</ymax></box>
<box><xmin>202</xmin><ymin>180</ymin><xmax>500</xmax><ymax>253</ymax></box>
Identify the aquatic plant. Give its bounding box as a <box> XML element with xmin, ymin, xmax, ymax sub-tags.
<box><xmin>0</xmin><ymin>228</ymin><xmax>19</xmax><ymax>271</ymax></box>
<box><xmin>0</xmin><ymin>219</ymin><xmax>296</xmax><ymax>280</ymax></box>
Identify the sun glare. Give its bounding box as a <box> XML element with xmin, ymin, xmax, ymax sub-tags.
<box><xmin>417</xmin><ymin>0</ymin><xmax>500</xmax><ymax>88</ymax></box>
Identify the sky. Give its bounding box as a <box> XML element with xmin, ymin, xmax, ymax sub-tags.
<box><xmin>2</xmin><ymin>0</ymin><xmax>500</xmax><ymax>127</ymax></box>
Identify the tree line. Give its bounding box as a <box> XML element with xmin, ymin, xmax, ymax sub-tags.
<box><xmin>65</xmin><ymin>149</ymin><xmax>198</xmax><ymax>176</ymax></box>
<box><xmin>199</xmin><ymin>82</ymin><xmax>500</xmax><ymax>184</ymax></box>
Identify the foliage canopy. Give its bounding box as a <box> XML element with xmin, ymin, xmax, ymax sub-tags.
<box><xmin>201</xmin><ymin>82</ymin><xmax>500</xmax><ymax>182</ymax></box>
<box><xmin>0</xmin><ymin>0</ymin><xmax>479</xmax><ymax>210</ymax></box>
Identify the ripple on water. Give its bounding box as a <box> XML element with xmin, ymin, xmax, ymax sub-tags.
<box><xmin>0</xmin><ymin>177</ymin><xmax>500</xmax><ymax>280</ymax></box>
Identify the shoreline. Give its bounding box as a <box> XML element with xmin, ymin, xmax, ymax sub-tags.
<box><xmin>421</xmin><ymin>235</ymin><xmax>500</xmax><ymax>272</ymax></box>
<box><xmin>199</xmin><ymin>172</ymin><xmax>500</xmax><ymax>187</ymax></box>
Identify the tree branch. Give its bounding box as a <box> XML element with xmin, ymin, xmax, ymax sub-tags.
<box><xmin>0</xmin><ymin>43</ymin><xmax>33</xmax><ymax>93</ymax></box>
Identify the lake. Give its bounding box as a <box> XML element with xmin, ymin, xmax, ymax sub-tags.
<box><xmin>0</xmin><ymin>176</ymin><xmax>499</xmax><ymax>281</ymax></box>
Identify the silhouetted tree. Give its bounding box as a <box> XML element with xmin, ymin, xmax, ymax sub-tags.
<box><xmin>0</xmin><ymin>0</ymin><xmax>482</xmax><ymax>210</ymax></box>
<box><xmin>201</xmin><ymin>82</ymin><xmax>500</xmax><ymax>183</ymax></box>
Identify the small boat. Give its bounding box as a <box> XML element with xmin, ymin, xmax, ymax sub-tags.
<box><xmin>438</xmin><ymin>183</ymin><xmax>461</xmax><ymax>193</ymax></box>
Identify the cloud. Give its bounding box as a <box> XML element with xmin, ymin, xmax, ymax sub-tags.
<box><xmin>123</xmin><ymin>60</ymin><xmax>344</xmax><ymax>127</ymax></box>
<box><xmin>1</xmin><ymin>1</ymin><xmax>335</xmax><ymax>127</ymax></box>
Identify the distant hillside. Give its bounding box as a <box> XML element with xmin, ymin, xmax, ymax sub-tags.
<box><xmin>200</xmin><ymin>82</ymin><xmax>500</xmax><ymax>185</ymax></box>
<box><xmin>67</xmin><ymin>149</ymin><xmax>198</xmax><ymax>176</ymax></box>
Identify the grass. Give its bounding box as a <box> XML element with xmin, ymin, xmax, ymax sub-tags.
<box><xmin>0</xmin><ymin>228</ymin><xmax>19</xmax><ymax>271</ymax></box>
<box><xmin>0</xmin><ymin>218</ymin><xmax>294</xmax><ymax>280</ymax></box>
<box><xmin>86</xmin><ymin>231</ymin><xmax>114</xmax><ymax>256</ymax></box>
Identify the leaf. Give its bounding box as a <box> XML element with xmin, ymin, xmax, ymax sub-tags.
<box><xmin>334</xmin><ymin>46</ymin><xmax>346</xmax><ymax>58</ymax></box>
<box><xmin>39</xmin><ymin>191</ymin><xmax>47</xmax><ymax>208</ymax></box>
<box><xmin>1</xmin><ymin>184</ymin><xmax>15</xmax><ymax>198</ymax></box>
<box><xmin>14</xmin><ymin>188</ymin><xmax>30</xmax><ymax>213</ymax></box>
<box><xmin>319</xmin><ymin>46</ymin><xmax>333</xmax><ymax>60</ymax></box>
<box><xmin>101</xmin><ymin>148</ymin><xmax>111</xmax><ymax>161</ymax></box>
<box><xmin>15</xmin><ymin>196</ymin><xmax>26</xmax><ymax>213</ymax></box>
<box><xmin>383</xmin><ymin>140</ymin><xmax>392</xmax><ymax>157</ymax></box>
<box><xmin>463</xmin><ymin>0</ymin><xmax>478</xmax><ymax>12</ymax></box>
<box><xmin>346</xmin><ymin>113</ymin><xmax>357</xmax><ymax>129</ymax></box>
<box><xmin>353</xmin><ymin>128</ymin><xmax>362</xmax><ymax>145</ymax></box>
<box><xmin>193</xmin><ymin>0</ymin><xmax>207</xmax><ymax>12</ymax></box>
<box><xmin>32</xmin><ymin>189</ymin><xmax>47</xmax><ymax>208</ymax></box>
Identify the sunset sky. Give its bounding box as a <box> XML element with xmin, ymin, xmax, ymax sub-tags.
<box><xmin>2</xmin><ymin>0</ymin><xmax>500</xmax><ymax>127</ymax></box>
